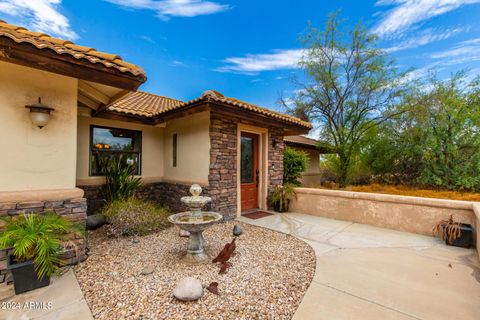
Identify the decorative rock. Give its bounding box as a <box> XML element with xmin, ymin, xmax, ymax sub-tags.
<box><xmin>173</xmin><ymin>277</ymin><xmax>203</xmax><ymax>301</ymax></box>
<box><xmin>233</xmin><ymin>224</ymin><xmax>242</xmax><ymax>236</ymax></box>
<box><xmin>179</xmin><ymin>229</ymin><xmax>190</xmax><ymax>237</ymax></box>
<box><xmin>141</xmin><ymin>266</ymin><xmax>154</xmax><ymax>275</ymax></box>
<box><xmin>86</xmin><ymin>214</ymin><xmax>105</xmax><ymax>230</ymax></box>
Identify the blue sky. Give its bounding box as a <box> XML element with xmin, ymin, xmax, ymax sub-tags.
<box><xmin>1</xmin><ymin>0</ymin><xmax>480</xmax><ymax>112</ymax></box>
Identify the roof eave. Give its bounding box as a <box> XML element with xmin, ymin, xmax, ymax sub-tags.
<box><xmin>0</xmin><ymin>37</ymin><xmax>146</xmax><ymax>91</ymax></box>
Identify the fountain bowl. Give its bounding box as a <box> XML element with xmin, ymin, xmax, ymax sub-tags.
<box><xmin>168</xmin><ymin>211</ymin><xmax>223</xmax><ymax>233</ymax></box>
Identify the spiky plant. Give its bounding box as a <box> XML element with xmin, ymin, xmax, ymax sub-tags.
<box><xmin>0</xmin><ymin>212</ymin><xmax>73</xmax><ymax>280</ymax></box>
<box><xmin>100</xmin><ymin>154</ymin><xmax>142</xmax><ymax>203</ymax></box>
<box><xmin>433</xmin><ymin>215</ymin><xmax>462</xmax><ymax>244</ymax></box>
<box><xmin>270</xmin><ymin>184</ymin><xmax>297</xmax><ymax>212</ymax></box>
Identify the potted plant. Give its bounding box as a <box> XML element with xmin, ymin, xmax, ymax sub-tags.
<box><xmin>0</xmin><ymin>212</ymin><xmax>74</xmax><ymax>294</ymax></box>
<box><xmin>270</xmin><ymin>184</ymin><xmax>297</xmax><ymax>213</ymax></box>
<box><xmin>433</xmin><ymin>215</ymin><xmax>473</xmax><ymax>248</ymax></box>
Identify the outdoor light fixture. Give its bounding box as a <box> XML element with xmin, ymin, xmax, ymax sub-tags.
<box><xmin>25</xmin><ymin>98</ymin><xmax>54</xmax><ymax>129</ymax></box>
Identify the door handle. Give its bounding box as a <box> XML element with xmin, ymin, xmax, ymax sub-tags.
<box><xmin>256</xmin><ymin>169</ymin><xmax>259</xmax><ymax>187</ymax></box>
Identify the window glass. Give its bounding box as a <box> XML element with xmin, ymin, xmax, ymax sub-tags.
<box><xmin>172</xmin><ymin>133</ymin><xmax>177</xmax><ymax>167</ymax></box>
<box><xmin>90</xmin><ymin>126</ymin><xmax>142</xmax><ymax>176</ymax></box>
<box><xmin>241</xmin><ymin>136</ymin><xmax>254</xmax><ymax>183</ymax></box>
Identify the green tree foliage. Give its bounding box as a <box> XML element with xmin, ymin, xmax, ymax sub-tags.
<box><xmin>284</xmin><ymin>146</ymin><xmax>309</xmax><ymax>186</ymax></box>
<box><xmin>365</xmin><ymin>72</ymin><xmax>480</xmax><ymax>191</ymax></box>
<box><xmin>285</xmin><ymin>12</ymin><xmax>407</xmax><ymax>186</ymax></box>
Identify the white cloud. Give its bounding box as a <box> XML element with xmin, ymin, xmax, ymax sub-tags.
<box><xmin>385</xmin><ymin>26</ymin><xmax>468</xmax><ymax>52</ymax></box>
<box><xmin>105</xmin><ymin>0</ymin><xmax>229</xmax><ymax>20</ymax></box>
<box><xmin>373</xmin><ymin>0</ymin><xmax>480</xmax><ymax>37</ymax></box>
<box><xmin>0</xmin><ymin>0</ymin><xmax>77</xmax><ymax>40</ymax></box>
<box><xmin>430</xmin><ymin>37</ymin><xmax>480</xmax><ymax>64</ymax></box>
<box><xmin>216</xmin><ymin>49</ymin><xmax>303</xmax><ymax>74</ymax></box>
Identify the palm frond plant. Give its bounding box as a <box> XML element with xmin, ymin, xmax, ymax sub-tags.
<box><xmin>270</xmin><ymin>184</ymin><xmax>297</xmax><ymax>212</ymax></box>
<box><xmin>0</xmin><ymin>212</ymin><xmax>73</xmax><ymax>282</ymax></box>
<box><xmin>432</xmin><ymin>215</ymin><xmax>472</xmax><ymax>247</ymax></box>
<box><xmin>100</xmin><ymin>154</ymin><xmax>142</xmax><ymax>203</ymax></box>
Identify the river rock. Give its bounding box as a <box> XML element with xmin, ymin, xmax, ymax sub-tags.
<box><xmin>173</xmin><ymin>277</ymin><xmax>203</xmax><ymax>301</ymax></box>
<box><xmin>179</xmin><ymin>229</ymin><xmax>190</xmax><ymax>237</ymax></box>
<box><xmin>86</xmin><ymin>214</ymin><xmax>105</xmax><ymax>230</ymax></box>
<box><xmin>233</xmin><ymin>224</ymin><xmax>242</xmax><ymax>236</ymax></box>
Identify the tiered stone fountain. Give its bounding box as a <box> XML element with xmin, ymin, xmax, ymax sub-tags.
<box><xmin>168</xmin><ymin>184</ymin><xmax>223</xmax><ymax>263</ymax></box>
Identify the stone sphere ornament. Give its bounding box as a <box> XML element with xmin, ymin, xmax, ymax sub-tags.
<box><xmin>189</xmin><ymin>184</ymin><xmax>202</xmax><ymax>197</ymax></box>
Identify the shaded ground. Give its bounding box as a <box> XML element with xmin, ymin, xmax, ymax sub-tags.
<box><xmin>75</xmin><ymin>221</ymin><xmax>315</xmax><ymax>320</ymax></box>
<box><xmin>239</xmin><ymin>212</ymin><xmax>480</xmax><ymax>320</ymax></box>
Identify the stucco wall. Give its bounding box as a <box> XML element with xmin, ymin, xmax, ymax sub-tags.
<box><xmin>289</xmin><ymin>188</ymin><xmax>476</xmax><ymax>237</ymax></box>
<box><xmin>76</xmin><ymin>116</ymin><xmax>164</xmax><ymax>185</ymax></box>
<box><xmin>0</xmin><ymin>61</ymin><xmax>78</xmax><ymax>191</ymax></box>
<box><xmin>295</xmin><ymin>147</ymin><xmax>321</xmax><ymax>186</ymax></box>
<box><xmin>162</xmin><ymin>111</ymin><xmax>210</xmax><ymax>185</ymax></box>
<box><xmin>473</xmin><ymin>204</ymin><xmax>480</xmax><ymax>256</ymax></box>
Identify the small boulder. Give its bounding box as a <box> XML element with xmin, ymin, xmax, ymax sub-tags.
<box><xmin>86</xmin><ymin>214</ymin><xmax>105</xmax><ymax>230</ymax></box>
<box><xmin>173</xmin><ymin>277</ymin><xmax>203</xmax><ymax>301</ymax></box>
<box><xmin>141</xmin><ymin>266</ymin><xmax>154</xmax><ymax>275</ymax></box>
<box><xmin>179</xmin><ymin>229</ymin><xmax>190</xmax><ymax>237</ymax></box>
<box><xmin>233</xmin><ymin>224</ymin><xmax>242</xmax><ymax>236</ymax></box>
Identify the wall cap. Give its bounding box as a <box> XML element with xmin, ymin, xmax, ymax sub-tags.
<box><xmin>294</xmin><ymin>187</ymin><xmax>477</xmax><ymax>210</ymax></box>
<box><xmin>0</xmin><ymin>188</ymin><xmax>84</xmax><ymax>202</ymax></box>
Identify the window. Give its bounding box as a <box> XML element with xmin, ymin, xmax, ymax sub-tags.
<box><xmin>172</xmin><ymin>133</ymin><xmax>177</xmax><ymax>167</ymax></box>
<box><xmin>90</xmin><ymin>125</ymin><xmax>142</xmax><ymax>176</ymax></box>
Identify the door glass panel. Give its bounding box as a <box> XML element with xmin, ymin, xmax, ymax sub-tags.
<box><xmin>241</xmin><ymin>136</ymin><xmax>254</xmax><ymax>183</ymax></box>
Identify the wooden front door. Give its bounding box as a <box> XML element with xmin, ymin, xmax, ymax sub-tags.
<box><xmin>240</xmin><ymin>132</ymin><xmax>259</xmax><ymax>211</ymax></box>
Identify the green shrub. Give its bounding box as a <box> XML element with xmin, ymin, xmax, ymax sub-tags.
<box><xmin>0</xmin><ymin>213</ymin><xmax>77</xmax><ymax>280</ymax></box>
<box><xmin>284</xmin><ymin>146</ymin><xmax>309</xmax><ymax>186</ymax></box>
<box><xmin>101</xmin><ymin>198</ymin><xmax>170</xmax><ymax>237</ymax></box>
<box><xmin>101</xmin><ymin>154</ymin><xmax>142</xmax><ymax>203</ymax></box>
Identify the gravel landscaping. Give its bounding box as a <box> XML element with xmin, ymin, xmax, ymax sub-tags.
<box><xmin>75</xmin><ymin>221</ymin><xmax>315</xmax><ymax>320</ymax></box>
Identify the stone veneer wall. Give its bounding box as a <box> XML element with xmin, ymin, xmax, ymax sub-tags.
<box><xmin>208</xmin><ymin>113</ymin><xmax>285</xmax><ymax>218</ymax></box>
<box><xmin>0</xmin><ymin>197</ymin><xmax>87</xmax><ymax>286</ymax></box>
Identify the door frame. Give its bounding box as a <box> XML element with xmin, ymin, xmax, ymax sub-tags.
<box><xmin>236</xmin><ymin>124</ymin><xmax>269</xmax><ymax>217</ymax></box>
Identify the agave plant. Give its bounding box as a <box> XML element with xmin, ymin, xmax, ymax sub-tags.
<box><xmin>433</xmin><ymin>215</ymin><xmax>462</xmax><ymax>244</ymax></box>
<box><xmin>0</xmin><ymin>213</ymin><xmax>74</xmax><ymax>280</ymax></box>
<box><xmin>101</xmin><ymin>154</ymin><xmax>142</xmax><ymax>203</ymax></box>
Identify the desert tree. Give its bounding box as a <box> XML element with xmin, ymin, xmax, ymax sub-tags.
<box><xmin>285</xmin><ymin>12</ymin><xmax>408</xmax><ymax>186</ymax></box>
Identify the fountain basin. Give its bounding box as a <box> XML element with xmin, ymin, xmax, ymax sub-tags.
<box><xmin>168</xmin><ymin>211</ymin><xmax>222</xmax><ymax>233</ymax></box>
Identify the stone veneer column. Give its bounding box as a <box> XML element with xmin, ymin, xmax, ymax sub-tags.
<box><xmin>207</xmin><ymin>114</ymin><xmax>238</xmax><ymax>219</ymax></box>
<box><xmin>268</xmin><ymin>128</ymin><xmax>285</xmax><ymax>195</ymax></box>
<box><xmin>0</xmin><ymin>196</ymin><xmax>87</xmax><ymax>286</ymax></box>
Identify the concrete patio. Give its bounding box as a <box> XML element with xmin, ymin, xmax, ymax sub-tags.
<box><xmin>2</xmin><ymin>269</ymin><xmax>93</xmax><ymax>320</ymax></box>
<box><xmin>238</xmin><ymin>212</ymin><xmax>480</xmax><ymax>320</ymax></box>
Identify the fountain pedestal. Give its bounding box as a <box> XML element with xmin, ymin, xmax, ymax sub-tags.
<box><xmin>168</xmin><ymin>185</ymin><xmax>223</xmax><ymax>264</ymax></box>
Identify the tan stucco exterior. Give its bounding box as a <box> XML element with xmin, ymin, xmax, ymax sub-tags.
<box><xmin>299</xmin><ymin>148</ymin><xmax>321</xmax><ymax>186</ymax></box>
<box><xmin>76</xmin><ymin>111</ymin><xmax>210</xmax><ymax>186</ymax></box>
<box><xmin>76</xmin><ymin>115</ymin><xmax>164</xmax><ymax>185</ymax></box>
<box><xmin>0</xmin><ymin>61</ymin><xmax>78</xmax><ymax>191</ymax></box>
<box><xmin>162</xmin><ymin>111</ymin><xmax>210</xmax><ymax>185</ymax></box>
<box><xmin>289</xmin><ymin>187</ymin><xmax>477</xmax><ymax>237</ymax></box>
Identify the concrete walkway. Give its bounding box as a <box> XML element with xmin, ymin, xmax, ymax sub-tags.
<box><xmin>2</xmin><ymin>269</ymin><xmax>93</xmax><ymax>320</ymax></box>
<box><xmin>238</xmin><ymin>212</ymin><xmax>480</xmax><ymax>320</ymax></box>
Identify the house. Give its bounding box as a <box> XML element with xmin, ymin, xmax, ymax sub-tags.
<box><xmin>0</xmin><ymin>20</ymin><xmax>312</xmax><ymax>223</ymax></box>
<box><xmin>284</xmin><ymin>135</ymin><xmax>322</xmax><ymax>186</ymax></box>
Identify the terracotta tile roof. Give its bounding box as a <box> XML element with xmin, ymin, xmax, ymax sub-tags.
<box><xmin>284</xmin><ymin>135</ymin><xmax>319</xmax><ymax>147</ymax></box>
<box><xmin>185</xmin><ymin>90</ymin><xmax>313</xmax><ymax>129</ymax></box>
<box><xmin>107</xmin><ymin>90</ymin><xmax>312</xmax><ymax>129</ymax></box>
<box><xmin>108</xmin><ymin>91</ymin><xmax>184</xmax><ymax>117</ymax></box>
<box><xmin>0</xmin><ymin>20</ymin><xmax>146</xmax><ymax>80</ymax></box>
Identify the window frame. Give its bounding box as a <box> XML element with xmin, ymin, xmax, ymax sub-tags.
<box><xmin>89</xmin><ymin>125</ymin><xmax>143</xmax><ymax>176</ymax></box>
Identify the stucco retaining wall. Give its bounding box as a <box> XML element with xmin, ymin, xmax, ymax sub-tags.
<box><xmin>289</xmin><ymin>188</ymin><xmax>477</xmax><ymax>238</ymax></box>
<box><xmin>473</xmin><ymin>204</ymin><xmax>480</xmax><ymax>256</ymax></box>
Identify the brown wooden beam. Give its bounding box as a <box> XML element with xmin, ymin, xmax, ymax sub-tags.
<box><xmin>0</xmin><ymin>38</ymin><xmax>145</xmax><ymax>90</ymax></box>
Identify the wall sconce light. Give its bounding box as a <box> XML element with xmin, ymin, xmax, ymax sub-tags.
<box><xmin>25</xmin><ymin>98</ymin><xmax>54</xmax><ymax>129</ymax></box>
